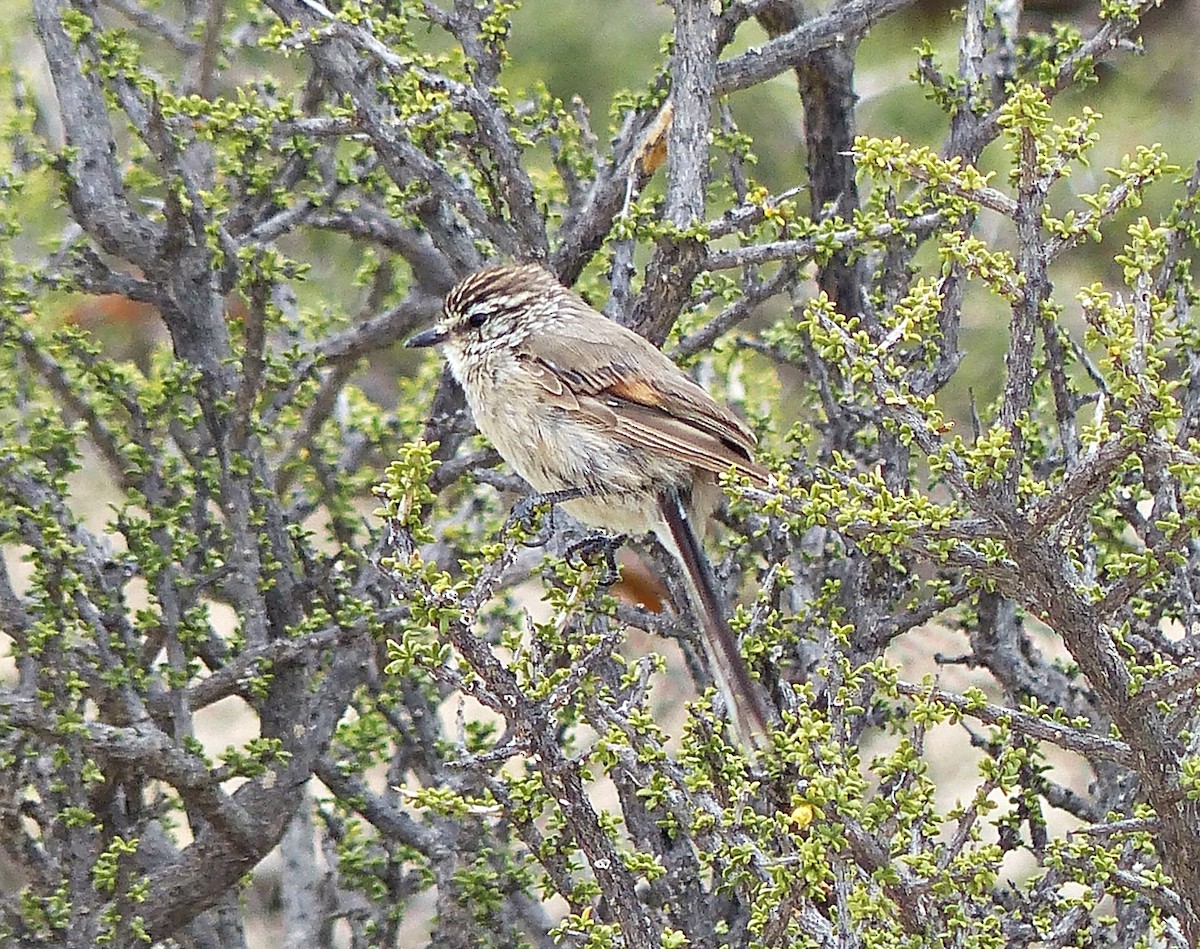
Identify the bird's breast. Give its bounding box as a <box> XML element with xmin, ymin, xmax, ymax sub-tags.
<box><xmin>445</xmin><ymin>343</ymin><xmax>721</xmax><ymax>534</ymax></box>
<box><xmin>453</xmin><ymin>352</ymin><xmax>667</xmax><ymax>479</ymax></box>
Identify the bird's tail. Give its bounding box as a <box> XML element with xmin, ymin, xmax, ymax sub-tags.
<box><xmin>657</xmin><ymin>489</ymin><xmax>774</xmax><ymax>746</ymax></box>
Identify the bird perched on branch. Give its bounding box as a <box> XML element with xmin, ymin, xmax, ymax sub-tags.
<box><xmin>407</xmin><ymin>263</ymin><xmax>775</xmax><ymax>742</ymax></box>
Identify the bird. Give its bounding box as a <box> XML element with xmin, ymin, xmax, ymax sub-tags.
<box><xmin>406</xmin><ymin>262</ymin><xmax>775</xmax><ymax>741</ymax></box>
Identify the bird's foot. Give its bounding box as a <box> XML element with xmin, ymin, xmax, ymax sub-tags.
<box><xmin>565</xmin><ymin>532</ymin><xmax>627</xmax><ymax>587</ymax></box>
<box><xmin>504</xmin><ymin>488</ymin><xmax>591</xmax><ymax>546</ymax></box>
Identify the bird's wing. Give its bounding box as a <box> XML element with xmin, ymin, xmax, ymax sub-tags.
<box><xmin>521</xmin><ymin>309</ymin><xmax>769</xmax><ymax>486</ymax></box>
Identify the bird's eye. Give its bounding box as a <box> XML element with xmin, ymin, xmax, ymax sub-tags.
<box><xmin>467</xmin><ymin>310</ymin><xmax>487</xmax><ymax>329</ymax></box>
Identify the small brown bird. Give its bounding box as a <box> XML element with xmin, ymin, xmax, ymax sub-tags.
<box><xmin>407</xmin><ymin>263</ymin><xmax>774</xmax><ymax>740</ymax></box>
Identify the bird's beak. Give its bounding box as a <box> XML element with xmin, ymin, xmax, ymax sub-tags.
<box><xmin>405</xmin><ymin>325</ymin><xmax>449</xmax><ymax>348</ymax></box>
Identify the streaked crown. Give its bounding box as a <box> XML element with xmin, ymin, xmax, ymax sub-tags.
<box><xmin>443</xmin><ymin>263</ymin><xmax>567</xmax><ymax>342</ymax></box>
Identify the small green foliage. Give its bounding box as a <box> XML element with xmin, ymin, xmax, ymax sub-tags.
<box><xmin>218</xmin><ymin>738</ymin><xmax>291</xmax><ymax>779</ymax></box>
<box><xmin>92</xmin><ymin>836</ymin><xmax>140</xmax><ymax>895</ymax></box>
<box><xmin>375</xmin><ymin>439</ymin><xmax>441</xmax><ymax>545</ymax></box>
<box><xmin>19</xmin><ymin>882</ymin><xmax>72</xmax><ymax>936</ymax></box>
<box><xmin>58</xmin><ymin>9</ymin><xmax>94</xmax><ymax>43</ymax></box>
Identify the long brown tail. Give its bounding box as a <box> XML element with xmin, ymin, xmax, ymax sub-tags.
<box><xmin>657</xmin><ymin>490</ymin><xmax>774</xmax><ymax>744</ymax></box>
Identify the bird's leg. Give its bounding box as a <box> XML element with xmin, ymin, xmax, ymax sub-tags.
<box><xmin>564</xmin><ymin>532</ymin><xmax>627</xmax><ymax>587</ymax></box>
<box><xmin>504</xmin><ymin>487</ymin><xmax>593</xmax><ymax>546</ymax></box>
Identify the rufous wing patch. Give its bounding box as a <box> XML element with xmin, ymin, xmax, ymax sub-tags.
<box><xmin>605</xmin><ymin>376</ymin><xmax>667</xmax><ymax>410</ymax></box>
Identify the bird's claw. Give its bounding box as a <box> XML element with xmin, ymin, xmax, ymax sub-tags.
<box><xmin>503</xmin><ymin>488</ymin><xmax>590</xmax><ymax>547</ymax></box>
<box><xmin>504</xmin><ymin>494</ymin><xmax>554</xmax><ymax>546</ymax></box>
<box><xmin>565</xmin><ymin>532</ymin><xmax>626</xmax><ymax>587</ymax></box>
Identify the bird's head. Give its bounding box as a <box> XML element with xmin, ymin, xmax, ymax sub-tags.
<box><xmin>406</xmin><ymin>263</ymin><xmax>567</xmax><ymax>357</ymax></box>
